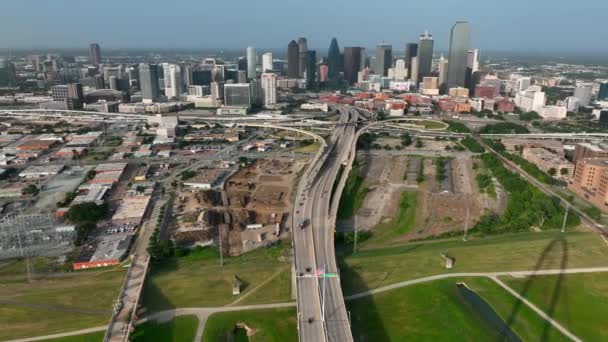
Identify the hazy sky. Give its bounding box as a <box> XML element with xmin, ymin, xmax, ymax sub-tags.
<box><xmin>2</xmin><ymin>0</ymin><xmax>607</xmax><ymax>54</ymax></box>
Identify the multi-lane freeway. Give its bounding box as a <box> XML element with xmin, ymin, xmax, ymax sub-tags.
<box><xmin>292</xmin><ymin>106</ymin><xmax>358</xmax><ymax>342</ymax></box>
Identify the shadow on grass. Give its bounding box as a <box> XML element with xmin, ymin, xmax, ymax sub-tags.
<box><xmin>338</xmin><ymin>242</ymin><xmax>390</xmax><ymax>342</ymax></box>
<box><xmin>505</xmin><ymin>234</ymin><xmax>569</xmax><ymax>340</ymax></box>
<box><xmin>140</xmin><ymin>259</ymin><xmax>178</xmax><ymax>312</ymax></box>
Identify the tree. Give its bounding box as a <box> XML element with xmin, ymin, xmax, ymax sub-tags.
<box><xmin>22</xmin><ymin>184</ymin><xmax>39</xmax><ymax>196</ymax></box>
<box><xmin>415</xmin><ymin>139</ymin><xmax>423</xmax><ymax>148</ymax></box>
<box><xmin>548</xmin><ymin>168</ymin><xmax>557</xmax><ymax>177</ymax></box>
<box><xmin>560</xmin><ymin>168</ymin><xmax>570</xmax><ymax>176</ymax></box>
<box><xmin>66</xmin><ymin>202</ymin><xmax>109</xmax><ymax>223</ymax></box>
<box><xmin>401</xmin><ymin>133</ymin><xmax>413</xmax><ymax>146</ymax></box>
<box><xmin>75</xmin><ymin>222</ymin><xmax>96</xmax><ymax>246</ymax></box>
<box><xmin>135</xmin><ymin>186</ymin><xmax>146</xmax><ymax>194</ymax></box>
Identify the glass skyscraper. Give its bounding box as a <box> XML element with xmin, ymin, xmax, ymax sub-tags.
<box><xmin>417</xmin><ymin>31</ymin><xmax>434</xmax><ymax>83</ymax></box>
<box><xmin>446</xmin><ymin>21</ymin><xmax>471</xmax><ymax>89</ymax></box>
<box><xmin>138</xmin><ymin>63</ymin><xmax>159</xmax><ymax>103</ymax></box>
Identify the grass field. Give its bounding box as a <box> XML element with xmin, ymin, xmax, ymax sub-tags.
<box><xmin>348</xmin><ymin>277</ymin><xmax>568</xmax><ymax>341</ymax></box>
<box><xmin>293</xmin><ymin>141</ymin><xmax>321</xmax><ymax>153</ymax></box>
<box><xmin>340</xmin><ymin>231</ymin><xmax>608</xmax><ymax>295</ymax></box>
<box><xmin>142</xmin><ymin>244</ymin><xmax>292</xmax><ymax>311</ymax></box>
<box><xmin>0</xmin><ymin>268</ymin><xmax>125</xmax><ymax>340</ymax></box>
<box><xmin>40</xmin><ymin>331</ymin><xmax>105</xmax><ymax>342</ymax></box>
<box><xmin>502</xmin><ymin>272</ymin><xmax>608</xmax><ymax>341</ymax></box>
<box><xmin>202</xmin><ymin>308</ymin><xmax>297</xmax><ymax>342</ymax></box>
<box><xmin>131</xmin><ymin>315</ymin><xmax>198</xmax><ymax>342</ymax></box>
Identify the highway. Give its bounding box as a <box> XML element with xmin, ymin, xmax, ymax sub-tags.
<box><xmin>292</xmin><ymin>106</ymin><xmax>357</xmax><ymax>342</ymax></box>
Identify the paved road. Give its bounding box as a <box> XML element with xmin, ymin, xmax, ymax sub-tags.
<box><xmin>4</xmin><ymin>326</ymin><xmax>108</xmax><ymax>342</ymax></box>
<box><xmin>345</xmin><ymin>266</ymin><xmax>608</xmax><ymax>300</ymax></box>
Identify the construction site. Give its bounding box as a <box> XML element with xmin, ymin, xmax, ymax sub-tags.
<box><xmin>172</xmin><ymin>158</ymin><xmax>304</xmax><ymax>255</ymax></box>
<box><xmin>349</xmin><ymin>137</ymin><xmax>507</xmax><ymax>242</ymax></box>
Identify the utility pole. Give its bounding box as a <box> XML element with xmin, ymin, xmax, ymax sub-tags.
<box><xmin>353</xmin><ymin>223</ymin><xmax>358</xmax><ymax>254</ymax></box>
<box><xmin>561</xmin><ymin>204</ymin><xmax>569</xmax><ymax>233</ymax></box>
<box><xmin>219</xmin><ymin>226</ymin><xmax>224</xmax><ymax>267</ymax></box>
<box><xmin>321</xmin><ymin>264</ymin><xmax>326</xmax><ymax>323</ymax></box>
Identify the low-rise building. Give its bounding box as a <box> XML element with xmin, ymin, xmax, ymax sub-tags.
<box><xmin>183</xmin><ymin>169</ymin><xmax>230</xmax><ymax>190</ymax></box>
<box><xmin>568</xmin><ymin>158</ymin><xmax>608</xmax><ymax>211</ymax></box>
<box><xmin>19</xmin><ymin>164</ymin><xmax>64</xmax><ymax>179</ymax></box>
<box><xmin>522</xmin><ymin>147</ymin><xmax>574</xmax><ymax>179</ymax></box>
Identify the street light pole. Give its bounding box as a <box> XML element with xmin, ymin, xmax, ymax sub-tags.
<box><xmin>561</xmin><ymin>204</ymin><xmax>569</xmax><ymax>233</ymax></box>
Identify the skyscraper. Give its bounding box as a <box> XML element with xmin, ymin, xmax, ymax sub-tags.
<box><xmin>574</xmin><ymin>85</ymin><xmax>592</xmax><ymax>106</ymax></box>
<box><xmin>417</xmin><ymin>31</ymin><xmax>434</xmax><ymax>82</ymax></box>
<box><xmin>237</xmin><ymin>57</ymin><xmax>247</xmax><ymax>72</ymax></box>
<box><xmin>246</xmin><ymin>47</ymin><xmax>256</xmax><ymax>80</ymax></box>
<box><xmin>261</xmin><ymin>73</ymin><xmax>277</xmax><ymax>106</ymax></box>
<box><xmin>466</xmin><ymin>48</ymin><xmax>480</xmax><ymax>90</ymax></box>
<box><xmin>163</xmin><ymin>64</ymin><xmax>183</xmax><ymax>99</ymax></box>
<box><xmin>393</xmin><ymin>59</ymin><xmax>408</xmax><ymax>81</ymax></box>
<box><xmin>343</xmin><ymin>47</ymin><xmax>364</xmax><ymax>85</ymax></box>
<box><xmin>224</xmin><ymin>83</ymin><xmax>252</xmax><ymax>108</ymax></box>
<box><xmin>262</xmin><ymin>53</ymin><xmax>273</xmax><ymax>73</ymax></box>
<box><xmin>446</xmin><ymin>21</ymin><xmax>471</xmax><ymax>89</ymax></box>
<box><xmin>287</xmin><ymin>40</ymin><xmax>300</xmax><ymax>78</ymax></box>
<box><xmin>374</xmin><ymin>43</ymin><xmax>392</xmax><ymax>76</ymax></box>
<box><xmin>298</xmin><ymin>37</ymin><xmax>308</xmax><ymax>77</ymax></box>
<box><xmin>410</xmin><ymin>57</ymin><xmax>419</xmax><ymax>84</ymax></box>
<box><xmin>599</xmin><ymin>83</ymin><xmax>608</xmax><ymax>101</ymax></box>
<box><xmin>139</xmin><ymin>63</ymin><xmax>159</xmax><ymax>103</ymax></box>
<box><xmin>405</xmin><ymin>43</ymin><xmax>418</xmax><ymax>78</ymax></box>
<box><xmin>306</xmin><ymin>50</ymin><xmax>317</xmax><ymax>86</ymax></box>
<box><xmin>89</xmin><ymin>43</ymin><xmax>101</xmax><ymax>65</ymax></box>
<box><xmin>327</xmin><ymin>38</ymin><xmax>341</xmax><ymax>81</ymax></box>
<box><xmin>438</xmin><ymin>54</ymin><xmax>449</xmax><ymax>92</ymax></box>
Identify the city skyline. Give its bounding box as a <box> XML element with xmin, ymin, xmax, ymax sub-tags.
<box><xmin>1</xmin><ymin>0</ymin><xmax>608</xmax><ymax>54</ymax></box>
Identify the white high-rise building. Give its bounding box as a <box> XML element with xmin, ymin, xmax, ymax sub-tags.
<box><xmin>247</xmin><ymin>46</ymin><xmax>257</xmax><ymax>79</ymax></box>
<box><xmin>392</xmin><ymin>59</ymin><xmax>408</xmax><ymax>81</ymax></box>
<box><xmin>262</xmin><ymin>53</ymin><xmax>273</xmax><ymax>73</ymax></box>
<box><xmin>574</xmin><ymin>85</ymin><xmax>592</xmax><ymax>107</ymax></box>
<box><xmin>438</xmin><ymin>54</ymin><xmax>449</xmax><ymax>90</ymax></box>
<box><xmin>467</xmin><ymin>49</ymin><xmax>480</xmax><ymax>73</ymax></box>
<box><xmin>515</xmin><ymin>76</ymin><xmax>532</xmax><ymax>92</ymax></box>
<box><xmin>514</xmin><ymin>85</ymin><xmax>545</xmax><ymax>112</ymax></box>
<box><xmin>410</xmin><ymin>57</ymin><xmax>419</xmax><ymax>85</ymax></box>
<box><xmin>163</xmin><ymin>63</ymin><xmax>183</xmax><ymax>99</ymax></box>
<box><xmin>261</xmin><ymin>73</ymin><xmax>277</xmax><ymax>106</ymax></box>
<box><xmin>566</xmin><ymin>96</ymin><xmax>580</xmax><ymax>112</ymax></box>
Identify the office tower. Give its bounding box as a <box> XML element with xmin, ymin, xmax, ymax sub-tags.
<box><xmin>514</xmin><ymin>85</ymin><xmax>546</xmax><ymax>112</ymax></box>
<box><xmin>89</xmin><ymin>43</ymin><xmax>101</xmax><ymax>65</ymax></box>
<box><xmin>566</xmin><ymin>96</ymin><xmax>581</xmax><ymax>112</ymax></box>
<box><xmin>246</xmin><ymin>47</ymin><xmax>256</xmax><ymax>79</ymax></box>
<box><xmin>417</xmin><ymin>31</ymin><xmax>434</xmax><ymax>82</ymax></box>
<box><xmin>261</xmin><ymin>73</ymin><xmax>277</xmax><ymax>105</ymax></box>
<box><xmin>422</xmin><ymin>77</ymin><xmax>438</xmax><ymax>90</ymax></box>
<box><xmin>327</xmin><ymin>38</ymin><xmax>341</xmax><ymax>80</ymax></box>
<box><xmin>466</xmin><ymin>48</ymin><xmax>480</xmax><ymax>90</ymax></box>
<box><xmin>343</xmin><ymin>47</ymin><xmax>364</xmax><ymax>85</ymax></box>
<box><xmin>182</xmin><ymin>65</ymin><xmax>193</xmax><ymax>87</ymax></box>
<box><xmin>0</xmin><ymin>61</ymin><xmax>16</xmax><ymax>87</ymax></box>
<box><xmin>139</xmin><ymin>63</ymin><xmax>160</xmax><ymax>103</ymax></box>
<box><xmin>306</xmin><ymin>50</ymin><xmax>317</xmax><ymax>86</ymax></box>
<box><xmin>287</xmin><ymin>40</ymin><xmax>300</xmax><ymax>78</ymax></box>
<box><xmin>237</xmin><ymin>57</ymin><xmax>247</xmax><ymax>72</ymax></box>
<box><xmin>192</xmin><ymin>70</ymin><xmax>212</xmax><ymax>86</ymax></box>
<box><xmin>109</xmin><ymin>76</ymin><xmax>119</xmax><ymax>90</ymax></box>
<box><xmin>515</xmin><ymin>77</ymin><xmax>531</xmax><ymax>92</ymax></box>
<box><xmin>224</xmin><ymin>83</ymin><xmax>252</xmax><ymax>108</ymax></box>
<box><xmin>250</xmin><ymin>79</ymin><xmax>263</xmax><ymax>106</ymax></box>
<box><xmin>262</xmin><ymin>53</ymin><xmax>273</xmax><ymax>72</ymax></box>
<box><xmin>163</xmin><ymin>64</ymin><xmax>183</xmax><ymax>99</ymax></box>
<box><xmin>446</xmin><ymin>21</ymin><xmax>471</xmax><ymax>89</ymax></box>
<box><xmin>212</xmin><ymin>65</ymin><xmax>226</xmax><ymax>83</ymax></box>
<box><xmin>410</xmin><ymin>57</ymin><xmax>419</xmax><ymax>84</ymax></box>
<box><xmin>298</xmin><ymin>37</ymin><xmax>308</xmax><ymax>77</ymax></box>
<box><xmin>405</xmin><ymin>43</ymin><xmax>418</xmax><ymax>78</ymax></box>
<box><xmin>393</xmin><ymin>59</ymin><xmax>408</xmax><ymax>80</ymax></box>
<box><xmin>319</xmin><ymin>64</ymin><xmax>329</xmax><ymax>82</ymax></box>
<box><xmin>211</xmin><ymin>82</ymin><xmax>224</xmax><ymax>100</ymax></box>
<box><xmin>574</xmin><ymin>85</ymin><xmax>592</xmax><ymax>106</ymax></box>
<box><xmin>374</xmin><ymin>43</ymin><xmax>392</xmax><ymax>76</ymax></box>
<box><xmin>438</xmin><ymin>54</ymin><xmax>449</xmax><ymax>92</ymax></box>
<box><xmin>51</xmin><ymin>83</ymin><xmax>83</xmax><ymax>109</ymax></box>
<box><xmin>237</xmin><ymin>70</ymin><xmax>247</xmax><ymax>84</ymax></box>
<box><xmin>600</xmin><ymin>83</ymin><xmax>608</xmax><ymax>101</ymax></box>
<box><xmin>126</xmin><ymin>66</ymin><xmax>138</xmax><ymax>88</ymax></box>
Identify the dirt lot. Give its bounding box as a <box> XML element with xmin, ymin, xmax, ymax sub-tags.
<box><xmin>172</xmin><ymin>158</ymin><xmax>304</xmax><ymax>255</ymax></box>
<box><xmin>347</xmin><ymin>147</ymin><xmax>505</xmax><ymax>242</ymax></box>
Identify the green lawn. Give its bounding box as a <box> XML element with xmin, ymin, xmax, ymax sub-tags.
<box><xmin>131</xmin><ymin>315</ymin><xmax>198</xmax><ymax>342</ymax></box>
<box><xmin>40</xmin><ymin>331</ymin><xmax>105</xmax><ymax>342</ymax></box>
<box><xmin>502</xmin><ymin>272</ymin><xmax>608</xmax><ymax>341</ymax></box>
<box><xmin>0</xmin><ymin>268</ymin><xmax>125</xmax><ymax>340</ymax></box>
<box><xmin>142</xmin><ymin>244</ymin><xmax>292</xmax><ymax>311</ymax></box>
<box><xmin>348</xmin><ymin>277</ymin><xmax>567</xmax><ymax>341</ymax></box>
<box><xmin>293</xmin><ymin>141</ymin><xmax>321</xmax><ymax>153</ymax></box>
<box><xmin>340</xmin><ymin>231</ymin><xmax>608</xmax><ymax>295</ymax></box>
<box><xmin>202</xmin><ymin>308</ymin><xmax>297</xmax><ymax>342</ymax></box>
